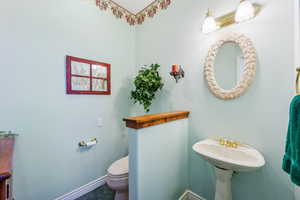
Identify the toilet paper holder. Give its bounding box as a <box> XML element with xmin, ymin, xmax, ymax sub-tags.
<box><xmin>78</xmin><ymin>138</ymin><xmax>98</xmax><ymax>147</ymax></box>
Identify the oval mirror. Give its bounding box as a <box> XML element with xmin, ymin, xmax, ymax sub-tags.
<box><xmin>204</xmin><ymin>33</ymin><xmax>256</xmax><ymax>99</ymax></box>
<box><xmin>214</xmin><ymin>42</ymin><xmax>244</xmax><ymax>90</ymax></box>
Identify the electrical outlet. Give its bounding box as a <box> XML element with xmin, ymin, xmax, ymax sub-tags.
<box><xmin>97</xmin><ymin>117</ymin><xmax>103</xmax><ymax>127</ymax></box>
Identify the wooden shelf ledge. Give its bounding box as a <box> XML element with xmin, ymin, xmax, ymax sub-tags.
<box><xmin>123</xmin><ymin>111</ymin><xmax>190</xmax><ymax>129</ymax></box>
<box><xmin>0</xmin><ymin>138</ymin><xmax>15</xmax><ymax>181</ymax></box>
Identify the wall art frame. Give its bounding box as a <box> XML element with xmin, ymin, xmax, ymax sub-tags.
<box><xmin>66</xmin><ymin>56</ymin><xmax>111</xmax><ymax>95</ymax></box>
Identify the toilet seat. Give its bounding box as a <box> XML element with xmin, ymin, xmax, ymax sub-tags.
<box><xmin>107</xmin><ymin>156</ymin><xmax>129</xmax><ymax>178</ymax></box>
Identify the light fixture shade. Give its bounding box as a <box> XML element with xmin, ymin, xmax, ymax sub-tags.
<box><xmin>202</xmin><ymin>16</ymin><xmax>219</xmax><ymax>34</ymax></box>
<box><xmin>235</xmin><ymin>0</ymin><xmax>255</xmax><ymax>23</ymax></box>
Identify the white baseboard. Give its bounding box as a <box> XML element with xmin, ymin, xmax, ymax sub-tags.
<box><xmin>179</xmin><ymin>190</ymin><xmax>206</xmax><ymax>200</ymax></box>
<box><xmin>54</xmin><ymin>175</ymin><xmax>107</xmax><ymax>200</ymax></box>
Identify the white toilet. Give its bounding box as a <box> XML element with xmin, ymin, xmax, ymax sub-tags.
<box><xmin>107</xmin><ymin>156</ymin><xmax>129</xmax><ymax>200</ymax></box>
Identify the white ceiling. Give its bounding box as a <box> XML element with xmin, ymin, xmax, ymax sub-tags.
<box><xmin>112</xmin><ymin>0</ymin><xmax>155</xmax><ymax>14</ymax></box>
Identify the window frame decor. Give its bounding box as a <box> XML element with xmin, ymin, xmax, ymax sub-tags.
<box><xmin>66</xmin><ymin>56</ymin><xmax>111</xmax><ymax>95</ymax></box>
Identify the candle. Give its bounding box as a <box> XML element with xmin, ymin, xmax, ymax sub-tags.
<box><xmin>172</xmin><ymin>65</ymin><xmax>179</xmax><ymax>73</ymax></box>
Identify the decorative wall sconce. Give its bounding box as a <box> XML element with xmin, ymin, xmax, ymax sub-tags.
<box><xmin>170</xmin><ymin>64</ymin><xmax>184</xmax><ymax>83</ymax></box>
<box><xmin>202</xmin><ymin>0</ymin><xmax>261</xmax><ymax>34</ymax></box>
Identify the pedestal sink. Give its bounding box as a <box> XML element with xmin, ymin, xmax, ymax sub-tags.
<box><xmin>192</xmin><ymin>139</ymin><xmax>265</xmax><ymax>200</ymax></box>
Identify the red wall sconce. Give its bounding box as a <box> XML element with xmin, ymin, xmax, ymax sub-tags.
<box><xmin>170</xmin><ymin>64</ymin><xmax>184</xmax><ymax>83</ymax></box>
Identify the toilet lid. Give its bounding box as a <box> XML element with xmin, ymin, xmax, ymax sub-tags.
<box><xmin>108</xmin><ymin>156</ymin><xmax>128</xmax><ymax>176</ymax></box>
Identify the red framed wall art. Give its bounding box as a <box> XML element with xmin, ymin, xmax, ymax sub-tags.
<box><xmin>66</xmin><ymin>56</ymin><xmax>111</xmax><ymax>95</ymax></box>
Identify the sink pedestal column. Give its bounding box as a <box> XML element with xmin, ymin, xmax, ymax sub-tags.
<box><xmin>214</xmin><ymin>167</ymin><xmax>233</xmax><ymax>200</ymax></box>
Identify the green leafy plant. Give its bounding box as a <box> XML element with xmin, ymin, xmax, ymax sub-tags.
<box><xmin>131</xmin><ymin>64</ymin><xmax>164</xmax><ymax>112</ymax></box>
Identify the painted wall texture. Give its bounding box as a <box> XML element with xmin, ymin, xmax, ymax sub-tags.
<box><xmin>0</xmin><ymin>0</ymin><xmax>297</xmax><ymax>199</ymax></box>
<box><xmin>128</xmin><ymin>119</ymin><xmax>188</xmax><ymax>200</ymax></box>
<box><xmin>0</xmin><ymin>0</ymin><xmax>135</xmax><ymax>199</ymax></box>
<box><xmin>135</xmin><ymin>0</ymin><xmax>295</xmax><ymax>199</ymax></box>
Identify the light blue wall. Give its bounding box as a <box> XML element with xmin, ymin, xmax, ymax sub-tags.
<box><xmin>128</xmin><ymin>119</ymin><xmax>188</xmax><ymax>200</ymax></box>
<box><xmin>135</xmin><ymin>0</ymin><xmax>295</xmax><ymax>199</ymax></box>
<box><xmin>0</xmin><ymin>0</ymin><xmax>135</xmax><ymax>199</ymax></box>
<box><xmin>0</xmin><ymin>0</ymin><xmax>296</xmax><ymax>199</ymax></box>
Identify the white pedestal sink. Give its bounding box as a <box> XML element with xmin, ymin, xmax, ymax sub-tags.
<box><xmin>192</xmin><ymin>139</ymin><xmax>265</xmax><ymax>200</ymax></box>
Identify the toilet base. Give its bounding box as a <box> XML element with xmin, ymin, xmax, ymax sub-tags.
<box><xmin>115</xmin><ymin>190</ymin><xmax>128</xmax><ymax>200</ymax></box>
<box><xmin>107</xmin><ymin>176</ymin><xmax>129</xmax><ymax>200</ymax></box>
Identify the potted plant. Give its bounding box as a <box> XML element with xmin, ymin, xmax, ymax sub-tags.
<box><xmin>131</xmin><ymin>64</ymin><xmax>164</xmax><ymax>112</ymax></box>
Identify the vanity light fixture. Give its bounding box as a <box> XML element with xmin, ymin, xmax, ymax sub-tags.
<box><xmin>202</xmin><ymin>9</ymin><xmax>219</xmax><ymax>34</ymax></box>
<box><xmin>202</xmin><ymin>1</ymin><xmax>261</xmax><ymax>34</ymax></box>
<box><xmin>235</xmin><ymin>0</ymin><xmax>255</xmax><ymax>22</ymax></box>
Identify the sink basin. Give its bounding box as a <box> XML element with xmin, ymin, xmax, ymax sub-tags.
<box><xmin>192</xmin><ymin>138</ymin><xmax>265</xmax><ymax>172</ymax></box>
<box><xmin>193</xmin><ymin>139</ymin><xmax>266</xmax><ymax>200</ymax></box>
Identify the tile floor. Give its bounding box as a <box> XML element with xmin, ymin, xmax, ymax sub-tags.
<box><xmin>76</xmin><ymin>184</ymin><xmax>115</xmax><ymax>200</ymax></box>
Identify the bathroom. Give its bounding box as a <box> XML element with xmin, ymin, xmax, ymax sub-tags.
<box><xmin>0</xmin><ymin>0</ymin><xmax>298</xmax><ymax>199</ymax></box>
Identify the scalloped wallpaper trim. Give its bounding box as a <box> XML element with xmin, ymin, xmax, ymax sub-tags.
<box><xmin>95</xmin><ymin>0</ymin><xmax>173</xmax><ymax>25</ymax></box>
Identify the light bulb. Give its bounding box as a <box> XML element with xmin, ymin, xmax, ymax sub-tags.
<box><xmin>235</xmin><ymin>0</ymin><xmax>255</xmax><ymax>23</ymax></box>
<box><xmin>202</xmin><ymin>10</ymin><xmax>219</xmax><ymax>34</ymax></box>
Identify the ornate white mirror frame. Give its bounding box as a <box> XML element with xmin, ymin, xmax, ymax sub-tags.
<box><xmin>204</xmin><ymin>33</ymin><xmax>257</xmax><ymax>99</ymax></box>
